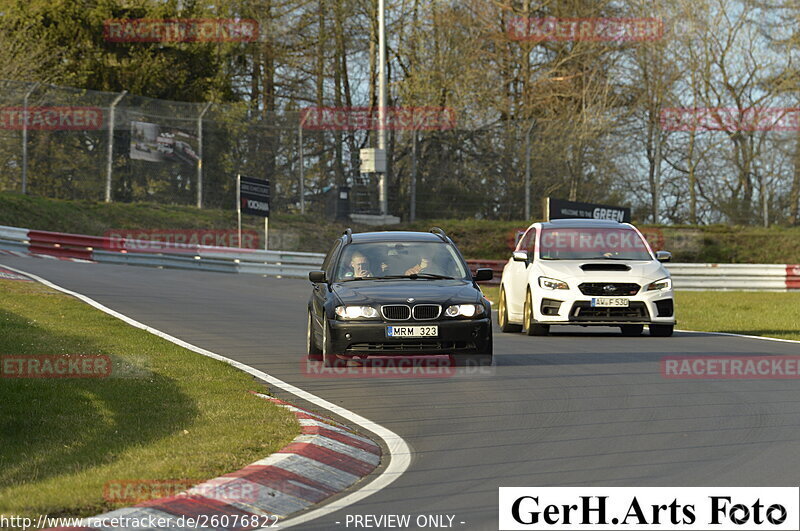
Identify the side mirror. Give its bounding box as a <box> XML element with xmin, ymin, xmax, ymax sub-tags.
<box><xmin>512</xmin><ymin>250</ymin><xmax>529</xmax><ymax>262</ymax></box>
<box><xmin>473</xmin><ymin>268</ymin><xmax>494</xmax><ymax>282</ymax></box>
<box><xmin>308</xmin><ymin>270</ymin><xmax>327</xmax><ymax>283</ymax></box>
<box><xmin>656</xmin><ymin>250</ymin><xmax>672</xmax><ymax>263</ymax></box>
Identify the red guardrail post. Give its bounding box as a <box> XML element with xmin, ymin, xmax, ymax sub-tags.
<box><xmin>27</xmin><ymin>230</ymin><xmax>108</xmax><ymax>260</ymax></box>
<box><xmin>786</xmin><ymin>265</ymin><xmax>800</xmax><ymax>290</ymax></box>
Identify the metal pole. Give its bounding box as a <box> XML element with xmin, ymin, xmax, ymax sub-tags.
<box><xmin>299</xmin><ymin>116</ymin><xmax>305</xmax><ymax>214</ymax></box>
<box><xmin>264</xmin><ymin>217</ymin><xmax>269</xmax><ymax>251</ymax></box>
<box><xmin>378</xmin><ymin>0</ymin><xmax>388</xmax><ymax>216</ymax></box>
<box><xmin>410</xmin><ymin>130</ymin><xmax>417</xmax><ymax>222</ymax></box>
<box><xmin>524</xmin><ymin>121</ymin><xmax>534</xmax><ymax>220</ymax></box>
<box><xmin>237</xmin><ymin>174</ymin><xmax>242</xmax><ymax>248</ymax></box>
<box><xmin>21</xmin><ymin>82</ymin><xmax>40</xmax><ymax>195</ymax></box>
<box><xmin>762</xmin><ymin>174</ymin><xmax>769</xmax><ymax>227</ymax></box>
<box><xmin>653</xmin><ymin>125</ymin><xmax>662</xmax><ymax>223</ymax></box>
<box><xmin>105</xmin><ymin>90</ymin><xmax>127</xmax><ymax>202</ymax></box>
<box><xmin>197</xmin><ymin>102</ymin><xmax>211</xmax><ymax>209</ymax></box>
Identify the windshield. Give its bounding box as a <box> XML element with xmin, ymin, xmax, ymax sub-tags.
<box><xmin>538</xmin><ymin>227</ymin><xmax>652</xmax><ymax>261</ymax></box>
<box><xmin>334</xmin><ymin>241</ymin><xmax>469</xmax><ymax>281</ymax></box>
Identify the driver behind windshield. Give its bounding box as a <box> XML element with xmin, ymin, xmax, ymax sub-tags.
<box><xmin>343</xmin><ymin>250</ymin><xmax>374</xmax><ymax>278</ymax></box>
<box><xmin>339</xmin><ymin>242</ymin><xmax>462</xmax><ymax>279</ymax></box>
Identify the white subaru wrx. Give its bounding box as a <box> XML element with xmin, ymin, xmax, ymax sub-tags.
<box><xmin>498</xmin><ymin>219</ymin><xmax>675</xmax><ymax>337</ymax></box>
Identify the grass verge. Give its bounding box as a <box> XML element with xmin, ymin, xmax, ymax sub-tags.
<box><xmin>0</xmin><ymin>278</ymin><xmax>299</xmax><ymax>519</ymax></box>
<box><xmin>480</xmin><ymin>286</ymin><xmax>800</xmax><ymax>341</ymax></box>
<box><xmin>674</xmin><ymin>291</ymin><xmax>800</xmax><ymax>341</ymax></box>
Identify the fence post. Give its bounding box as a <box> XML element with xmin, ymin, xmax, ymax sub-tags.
<box><xmin>377</xmin><ymin>0</ymin><xmax>388</xmax><ymax>216</ymax></box>
<box><xmin>299</xmin><ymin>113</ymin><xmax>306</xmax><ymax>214</ymax></box>
<box><xmin>524</xmin><ymin>120</ymin><xmax>534</xmax><ymax>220</ymax></box>
<box><xmin>197</xmin><ymin>102</ymin><xmax>212</xmax><ymax>209</ymax></box>
<box><xmin>410</xmin><ymin>129</ymin><xmax>417</xmax><ymax>222</ymax></box>
<box><xmin>21</xmin><ymin>82</ymin><xmax>40</xmax><ymax>195</ymax></box>
<box><xmin>105</xmin><ymin>90</ymin><xmax>127</xmax><ymax>202</ymax></box>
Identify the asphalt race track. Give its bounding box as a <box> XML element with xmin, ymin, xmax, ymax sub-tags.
<box><xmin>3</xmin><ymin>258</ymin><xmax>800</xmax><ymax>530</ymax></box>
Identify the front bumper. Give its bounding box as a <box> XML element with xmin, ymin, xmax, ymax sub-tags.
<box><xmin>533</xmin><ymin>289</ymin><xmax>676</xmax><ymax>325</ymax></box>
<box><xmin>328</xmin><ymin>317</ymin><xmax>492</xmax><ymax>356</ymax></box>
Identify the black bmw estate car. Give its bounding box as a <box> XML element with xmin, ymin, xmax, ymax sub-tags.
<box><xmin>307</xmin><ymin>228</ymin><xmax>494</xmax><ymax>367</ymax></box>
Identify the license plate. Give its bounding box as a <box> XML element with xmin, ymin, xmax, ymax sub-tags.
<box><xmin>386</xmin><ymin>325</ymin><xmax>439</xmax><ymax>338</ymax></box>
<box><xmin>591</xmin><ymin>297</ymin><xmax>629</xmax><ymax>307</ymax></box>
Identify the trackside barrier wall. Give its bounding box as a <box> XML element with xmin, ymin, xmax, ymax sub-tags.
<box><xmin>664</xmin><ymin>263</ymin><xmax>790</xmax><ymax>291</ymax></box>
<box><xmin>0</xmin><ymin>225</ymin><xmax>797</xmax><ymax>290</ymax></box>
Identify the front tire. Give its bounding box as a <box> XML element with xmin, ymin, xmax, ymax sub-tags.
<box><xmin>322</xmin><ymin>318</ymin><xmax>345</xmax><ymax>367</ymax></box>
<box><xmin>620</xmin><ymin>324</ymin><xmax>644</xmax><ymax>337</ymax></box>
<box><xmin>307</xmin><ymin>310</ymin><xmax>322</xmax><ymax>360</ymax></box>
<box><xmin>650</xmin><ymin>324</ymin><xmax>674</xmax><ymax>337</ymax></box>
<box><xmin>498</xmin><ymin>287</ymin><xmax>522</xmax><ymax>333</ymax></box>
<box><xmin>524</xmin><ymin>290</ymin><xmax>549</xmax><ymax>336</ymax></box>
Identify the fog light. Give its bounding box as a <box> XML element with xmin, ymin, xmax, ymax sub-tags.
<box><xmin>541</xmin><ymin>298</ymin><xmax>563</xmax><ymax>316</ymax></box>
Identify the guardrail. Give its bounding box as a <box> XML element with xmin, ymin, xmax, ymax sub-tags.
<box><xmin>664</xmin><ymin>263</ymin><xmax>792</xmax><ymax>291</ymax></box>
<box><xmin>0</xmin><ymin>224</ymin><xmax>798</xmax><ymax>290</ymax></box>
<box><xmin>0</xmin><ymin>224</ymin><xmax>323</xmax><ymax>276</ymax></box>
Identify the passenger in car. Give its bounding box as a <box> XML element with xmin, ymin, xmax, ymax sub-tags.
<box><xmin>404</xmin><ymin>256</ymin><xmax>430</xmax><ymax>275</ymax></box>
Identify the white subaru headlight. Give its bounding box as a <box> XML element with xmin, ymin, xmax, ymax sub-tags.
<box><xmin>539</xmin><ymin>276</ymin><xmax>569</xmax><ymax>290</ymax></box>
<box><xmin>646</xmin><ymin>277</ymin><xmax>672</xmax><ymax>291</ymax></box>
<box><xmin>335</xmin><ymin>305</ymin><xmax>379</xmax><ymax>319</ymax></box>
<box><xmin>444</xmin><ymin>304</ymin><xmax>484</xmax><ymax>318</ymax></box>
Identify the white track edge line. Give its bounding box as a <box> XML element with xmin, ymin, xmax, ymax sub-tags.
<box><xmin>675</xmin><ymin>328</ymin><xmax>800</xmax><ymax>344</ymax></box>
<box><xmin>0</xmin><ymin>263</ymin><xmax>411</xmax><ymax>529</ymax></box>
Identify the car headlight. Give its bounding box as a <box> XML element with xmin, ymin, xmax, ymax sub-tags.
<box><xmin>335</xmin><ymin>305</ymin><xmax>379</xmax><ymax>319</ymax></box>
<box><xmin>444</xmin><ymin>304</ymin><xmax>485</xmax><ymax>318</ymax></box>
<box><xmin>539</xmin><ymin>276</ymin><xmax>569</xmax><ymax>290</ymax></box>
<box><xmin>646</xmin><ymin>277</ymin><xmax>672</xmax><ymax>291</ymax></box>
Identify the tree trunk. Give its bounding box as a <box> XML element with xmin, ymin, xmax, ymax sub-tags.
<box><xmin>791</xmin><ymin>137</ymin><xmax>800</xmax><ymax>225</ymax></box>
<box><xmin>262</xmin><ymin>1</ymin><xmax>276</xmax><ymax>182</ymax></box>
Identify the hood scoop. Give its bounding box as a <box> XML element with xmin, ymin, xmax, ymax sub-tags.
<box><xmin>580</xmin><ymin>263</ymin><xmax>631</xmax><ymax>272</ymax></box>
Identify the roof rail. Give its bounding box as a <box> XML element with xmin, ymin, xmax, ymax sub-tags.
<box><xmin>343</xmin><ymin>228</ymin><xmax>353</xmax><ymax>244</ymax></box>
<box><xmin>430</xmin><ymin>227</ymin><xmax>448</xmax><ymax>242</ymax></box>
